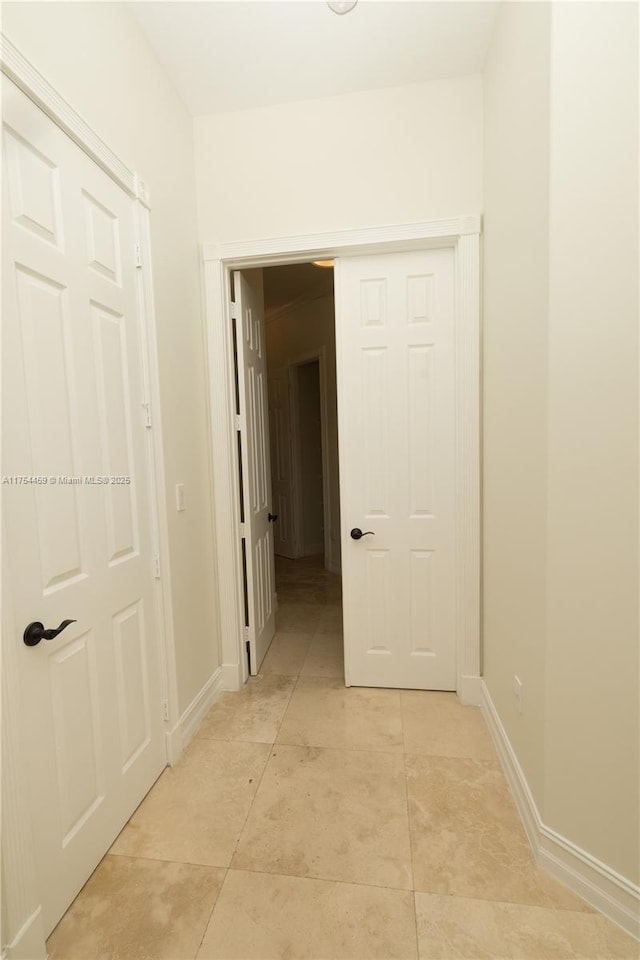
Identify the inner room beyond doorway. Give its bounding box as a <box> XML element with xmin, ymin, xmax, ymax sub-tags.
<box><xmin>262</xmin><ymin>260</ymin><xmax>343</xmax><ymax>678</ymax></box>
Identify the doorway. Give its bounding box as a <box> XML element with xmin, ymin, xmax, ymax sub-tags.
<box><xmin>264</xmin><ymin>260</ymin><xmax>340</xmax><ymax>566</ymax></box>
<box><xmin>204</xmin><ymin>220</ymin><xmax>482</xmax><ymax>703</ymax></box>
<box><xmin>262</xmin><ymin>262</ymin><xmax>343</xmax><ymax>677</ymax></box>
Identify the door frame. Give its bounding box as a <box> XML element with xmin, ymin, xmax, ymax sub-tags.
<box><xmin>203</xmin><ymin>217</ymin><xmax>482</xmax><ymax>698</ymax></box>
<box><xmin>287</xmin><ymin>348</ymin><xmax>332</xmax><ymax>566</ymax></box>
<box><xmin>1</xmin><ymin>35</ymin><xmax>179</xmax><ymax>959</ymax></box>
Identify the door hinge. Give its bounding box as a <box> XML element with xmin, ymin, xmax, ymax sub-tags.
<box><xmin>143</xmin><ymin>401</ymin><xmax>152</xmax><ymax>428</ymax></box>
<box><xmin>239</xmin><ymin>522</ymin><xmax>246</xmax><ymax>537</ymax></box>
<box><xmin>231</xmin><ymin>304</ymin><xmax>238</xmax><ymax>321</ymax></box>
<box><xmin>235</xmin><ymin>414</ymin><xmax>242</xmax><ymax>430</ymax></box>
<box><xmin>153</xmin><ymin>555</ymin><xmax>161</xmax><ymax>579</ymax></box>
<box><xmin>161</xmin><ymin>699</ymin><xmax>169</xmax><ymax>722</ymax></box>
<box><xmin>134</xmin><ymin>242</ymin><xmax>143</xmax><ymax>268</ymax></box>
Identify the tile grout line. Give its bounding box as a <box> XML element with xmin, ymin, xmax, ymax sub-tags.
<box><xmin>222</xmin><ymin>862</ymin><xmax>417</xmax><ymax>895</ymax></box>
<box><xmin>224</xmin><ymin>611</ymin><xmax>306</xmax><ymax>872</ymax></box>
<box><xmin>399</xmin><ymin>691</ymin><xmax>421</xmax><ymax>960</ymax></box>
<box><xmin>225</xmin><ymin>740</ymin><xmax>277</xmax><ymax>870</ymax></box>
<box><xmin>193</xmin><ymin>865</ymin><xmax>229</xmax><ymax>960</ymax></box>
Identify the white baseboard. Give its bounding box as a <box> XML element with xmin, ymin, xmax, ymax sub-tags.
<box><xmin>3</xmin><ymin>907</ymin><xmax>46</xmax><ymax>960</ymax></box>
<box><xmin>457</xmin><ymin>673</ymin><xmax>482</xmax><ymax>706</ymax></box>
<box><xmin>221</xmin><ymin>661</ymin><xmax>243</xmax><ymax>691</ymax></box>
<box><xmin>164</xmin><ymin>721</ymin><xmax>182</xmax><ymax>767</ymax></box>
<box><xmin>179</xmin><ymin>667</ymin><xmax>223</xmax><ymax>749</ymax></box>
<box><xmin>480</xmin><ymin>680</ymin><xmax>640</xmax><ymax>941</ymax></box>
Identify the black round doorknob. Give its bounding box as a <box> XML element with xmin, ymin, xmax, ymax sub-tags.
<box><xmin>23</xmin><ymin>619</ymin><xmax>76</xmax><ymax>647</ymax></box>
<box><xmin>350</xmin><ymin>528</ymin><xmax>375</xmax><ymax>540</ymax></box>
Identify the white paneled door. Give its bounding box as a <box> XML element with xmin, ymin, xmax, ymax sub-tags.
<box><xmin>2</xmin><ymin>80</ymin><xmax>165</xmax><ymax>934</ymax></box>
<box><xmin>336</xmin><ymin>249</ymin><xmax>457</xmax><ymax>690</ymax></box>
<box><xmin>268</xmin><ymin>368</ymin><xmax>297</xmax><ymax>559</ymax></box>
<box><xmin>234</xmin><ymin>272</ymin><xmax>277</xmax><ymax>673</ymax></box>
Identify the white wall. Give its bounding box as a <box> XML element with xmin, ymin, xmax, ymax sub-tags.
<box><xmin>483</xmin><ymin>0</ymin><xmax>639</xmax><ymax>886</ymax></box>
<box><xmin>1</xmin><ymin>2</ymin><xmax>221</xmax><ymax>716</ymax></box>
<box><xmin>194</xmin><ymin>75</ymin><xmax>482</xmax><ymax>243</ymax></box>
<box><xmin>266</xmin><ymin>294</ymin><xmax>341</xmax><ymax>571</ymax></box>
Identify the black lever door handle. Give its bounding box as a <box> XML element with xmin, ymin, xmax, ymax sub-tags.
<box><xmin>23</xmin><ymin>619</ymin><xmax>76</xmax><ymax>647</ymax></box>
<box><xmin>268</xmin><ymin>513</ymin><xmax>278</xmax><ymax>522</ymax></box>
<box><xmin>350</xmin><ymin>528</ymin><xmax>375</xmax><ymax>540</ymax></box>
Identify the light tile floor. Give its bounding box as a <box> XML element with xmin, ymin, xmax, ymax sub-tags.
<box><xmin>47</xmin><ymin>556</ymin><xmax>638</xmax><ymax>960</ymax></box>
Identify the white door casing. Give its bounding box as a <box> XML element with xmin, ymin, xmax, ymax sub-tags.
<box><xmin>234</xmin><ymin>271</ymin><xmax>277</xmax><ymax>674</ymax></box>
<box><xmin>203</xmin><ymin>222</ymin><xmax>480</xmax><ymax>701</ymax></box>
<box><xmin>268</xmin><ymin>367</ymin><xmax>297</xmax><ymax>559</ymax></box>
<box><xmin>2</xmin><ymin>78</ymin><xmax>166</xmax><ymax>936</ymax></box>
<box><xmin>336</xmin><ymin>248</ymin><xmax>456</xmax><ymax>689</ymax></box>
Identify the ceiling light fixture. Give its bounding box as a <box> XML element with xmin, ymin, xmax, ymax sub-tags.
<box><xmin>327</xmin><ymin>1</ymin><xmax>358</xmax><ymax>15</ymax></box>
<box><xmin>312</xmin><ymin>260</ymin><xmax>335</xmax><ymax>268</ymax></box>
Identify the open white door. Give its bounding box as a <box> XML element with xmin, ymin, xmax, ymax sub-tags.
<box><xmin>268</xmin><ymin>368</ymin><xmax>297</xmax><ymax>559</ymax></box>
<box><xmin>234</xmin><ymin>271</ymin><xmax>276</xmax><ymax>674</ymax></box>
<box><xmin>336</xmin><ymin>248</ymin><xmax>457</xmax><ymax>690</ymax></box>
<box><xmin>2</xmin><ymin>80</ymin><xmax>165</xmax><ymax>934</ymax></box>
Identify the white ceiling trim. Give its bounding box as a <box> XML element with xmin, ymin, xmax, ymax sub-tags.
<box><xmin>203</xmin><ymin>216</ymin><xmax>482</xmax><ymax>264</ymax></box>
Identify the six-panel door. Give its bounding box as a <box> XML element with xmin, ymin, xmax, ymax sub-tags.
<box><xmin>336</xmin><ymin>249</ymin><xmax>457</xmax><ymax>690</ymax></box>
<box><xmin>234</xmin><ymin>271</ymin><xmax>277</xmax><ymax>673</ymax></box>
<box><xmin>2</xmin><ymin>79</ymin><xmax>165</xmax><ymax>933</ymax></box>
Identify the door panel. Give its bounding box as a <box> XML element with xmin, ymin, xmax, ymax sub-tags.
<box><xmin>2</xmin><ymin>79</ymin><xmax>165</xmax><ymax>934</ymax></box>
<box><xmin>336</xmin><ymin>249</ymin><xmax>456</xmax><ymax>690</ymax></box>
<box><xmin>234</xmin><ymin>271</ymin><xmax>276</xmax><ymax>673</ymax></box>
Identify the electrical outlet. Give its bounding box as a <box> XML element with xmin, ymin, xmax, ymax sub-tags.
<box><xmin>176</xmin><ymin>483</ymin><xmax>185</xmax><ymax>512</ymax></box>
<box><xmin>513</xmin><ymin>675</ymin><xmax>523</xmax><ymax>714</ymax></box>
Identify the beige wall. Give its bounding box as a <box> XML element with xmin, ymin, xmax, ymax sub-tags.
<box><xmin>483</xmin><ymin>0</ymin><xmax>639</xmax><ymax>883</ymax></box>
<box><xmin>544</xmin><ymin>0</ymin><xmax>639</xmax><ymax>882</ymax></box>
<box><xmin>194</xmin><ymin>75</ymin><xmax>483</xmax><ymax>243</ymax></box>
<box><xmin>2</xmin><ymin>2</ymin><xmax>220</xmax><ymax>715</ymax></box>
<box><xmin>483</xmin><ymin>0</ymin><xmax>551</xmax><ymax>805</ymax></box>
<box><xmin>266</xmin><ymin>294</ymin><xmax>341</xmax><ymax>570</ymax></box>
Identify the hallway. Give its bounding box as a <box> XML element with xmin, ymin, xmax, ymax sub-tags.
<box><xmin>46</xmin><ymin>557</ymin><xmax>636</xmax><ymax>959</ymax></box>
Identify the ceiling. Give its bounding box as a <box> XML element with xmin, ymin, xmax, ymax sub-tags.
<box><xmin>264</xmin><ymin>261</ymin><xmax>334</xmax><ymax>317</ymax></box>
<box><xmin>131</xmin><ymin>1</ymin><xmax>499</xmax><ymax>116</ymax></box>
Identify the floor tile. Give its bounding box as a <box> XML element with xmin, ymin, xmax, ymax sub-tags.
<box><xmin>315</xmin><ymin>603</ymin><xmax>344</xmax><ymax>634</ymax></box>
<box><xmin>406</xmin><ymin>755</ymin><xmax>592</xmax><ymax>911</ymax></box>
<box><xmin>401</xmin><ymin>691</ymin><xmax>497</xmax><ymax>761</ymax></box>
<box><xmin>110</xmin><ymin>740</ymin><xmax>271</xmax><ymax>867</ymax></box>
<box><xmin>196</xmin><ymin>675</ymin><xmax>296</xmax><ymax>743</ymax></box>
<box><xmin>198</xmin><ymin>870</ymin><xmax>418</xmax><ymax>959</ymax></box>
<box><xmin>232</xmin><ymin>744</ymin><xmax>413</xmax><ymax>890</ymax></box>
<box><xmin>277</xmin><ymin>677</ymin><xmax>402</xmax><ymax>752</ymax></box>
<box><xmin>300</xmin><ymin>632</ymin><xmax>344</xmax><ymax>679</ymax></box>
<box><xmin>415</xmin><ymin>892</ymin><xmax>637</xmax><ymax>959</ymax></box>
<box><xmin>260</xmin><ymin>632</ymin><xmax>314</xmax><ymax>676</ymax></box>
<box><xmin>46</xmin><ymin>855</ymin><xmax>225</xmax><ymax>960</ymax></box>
<box><xmin>275</xmin><ymin>602</ymin><xmax>324</xmax><ymax>633</ymax></box>
<box><xmin>276</xmin><ymin>585</ymin><xmax>336</xmax><ymax>605</ymax></box>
